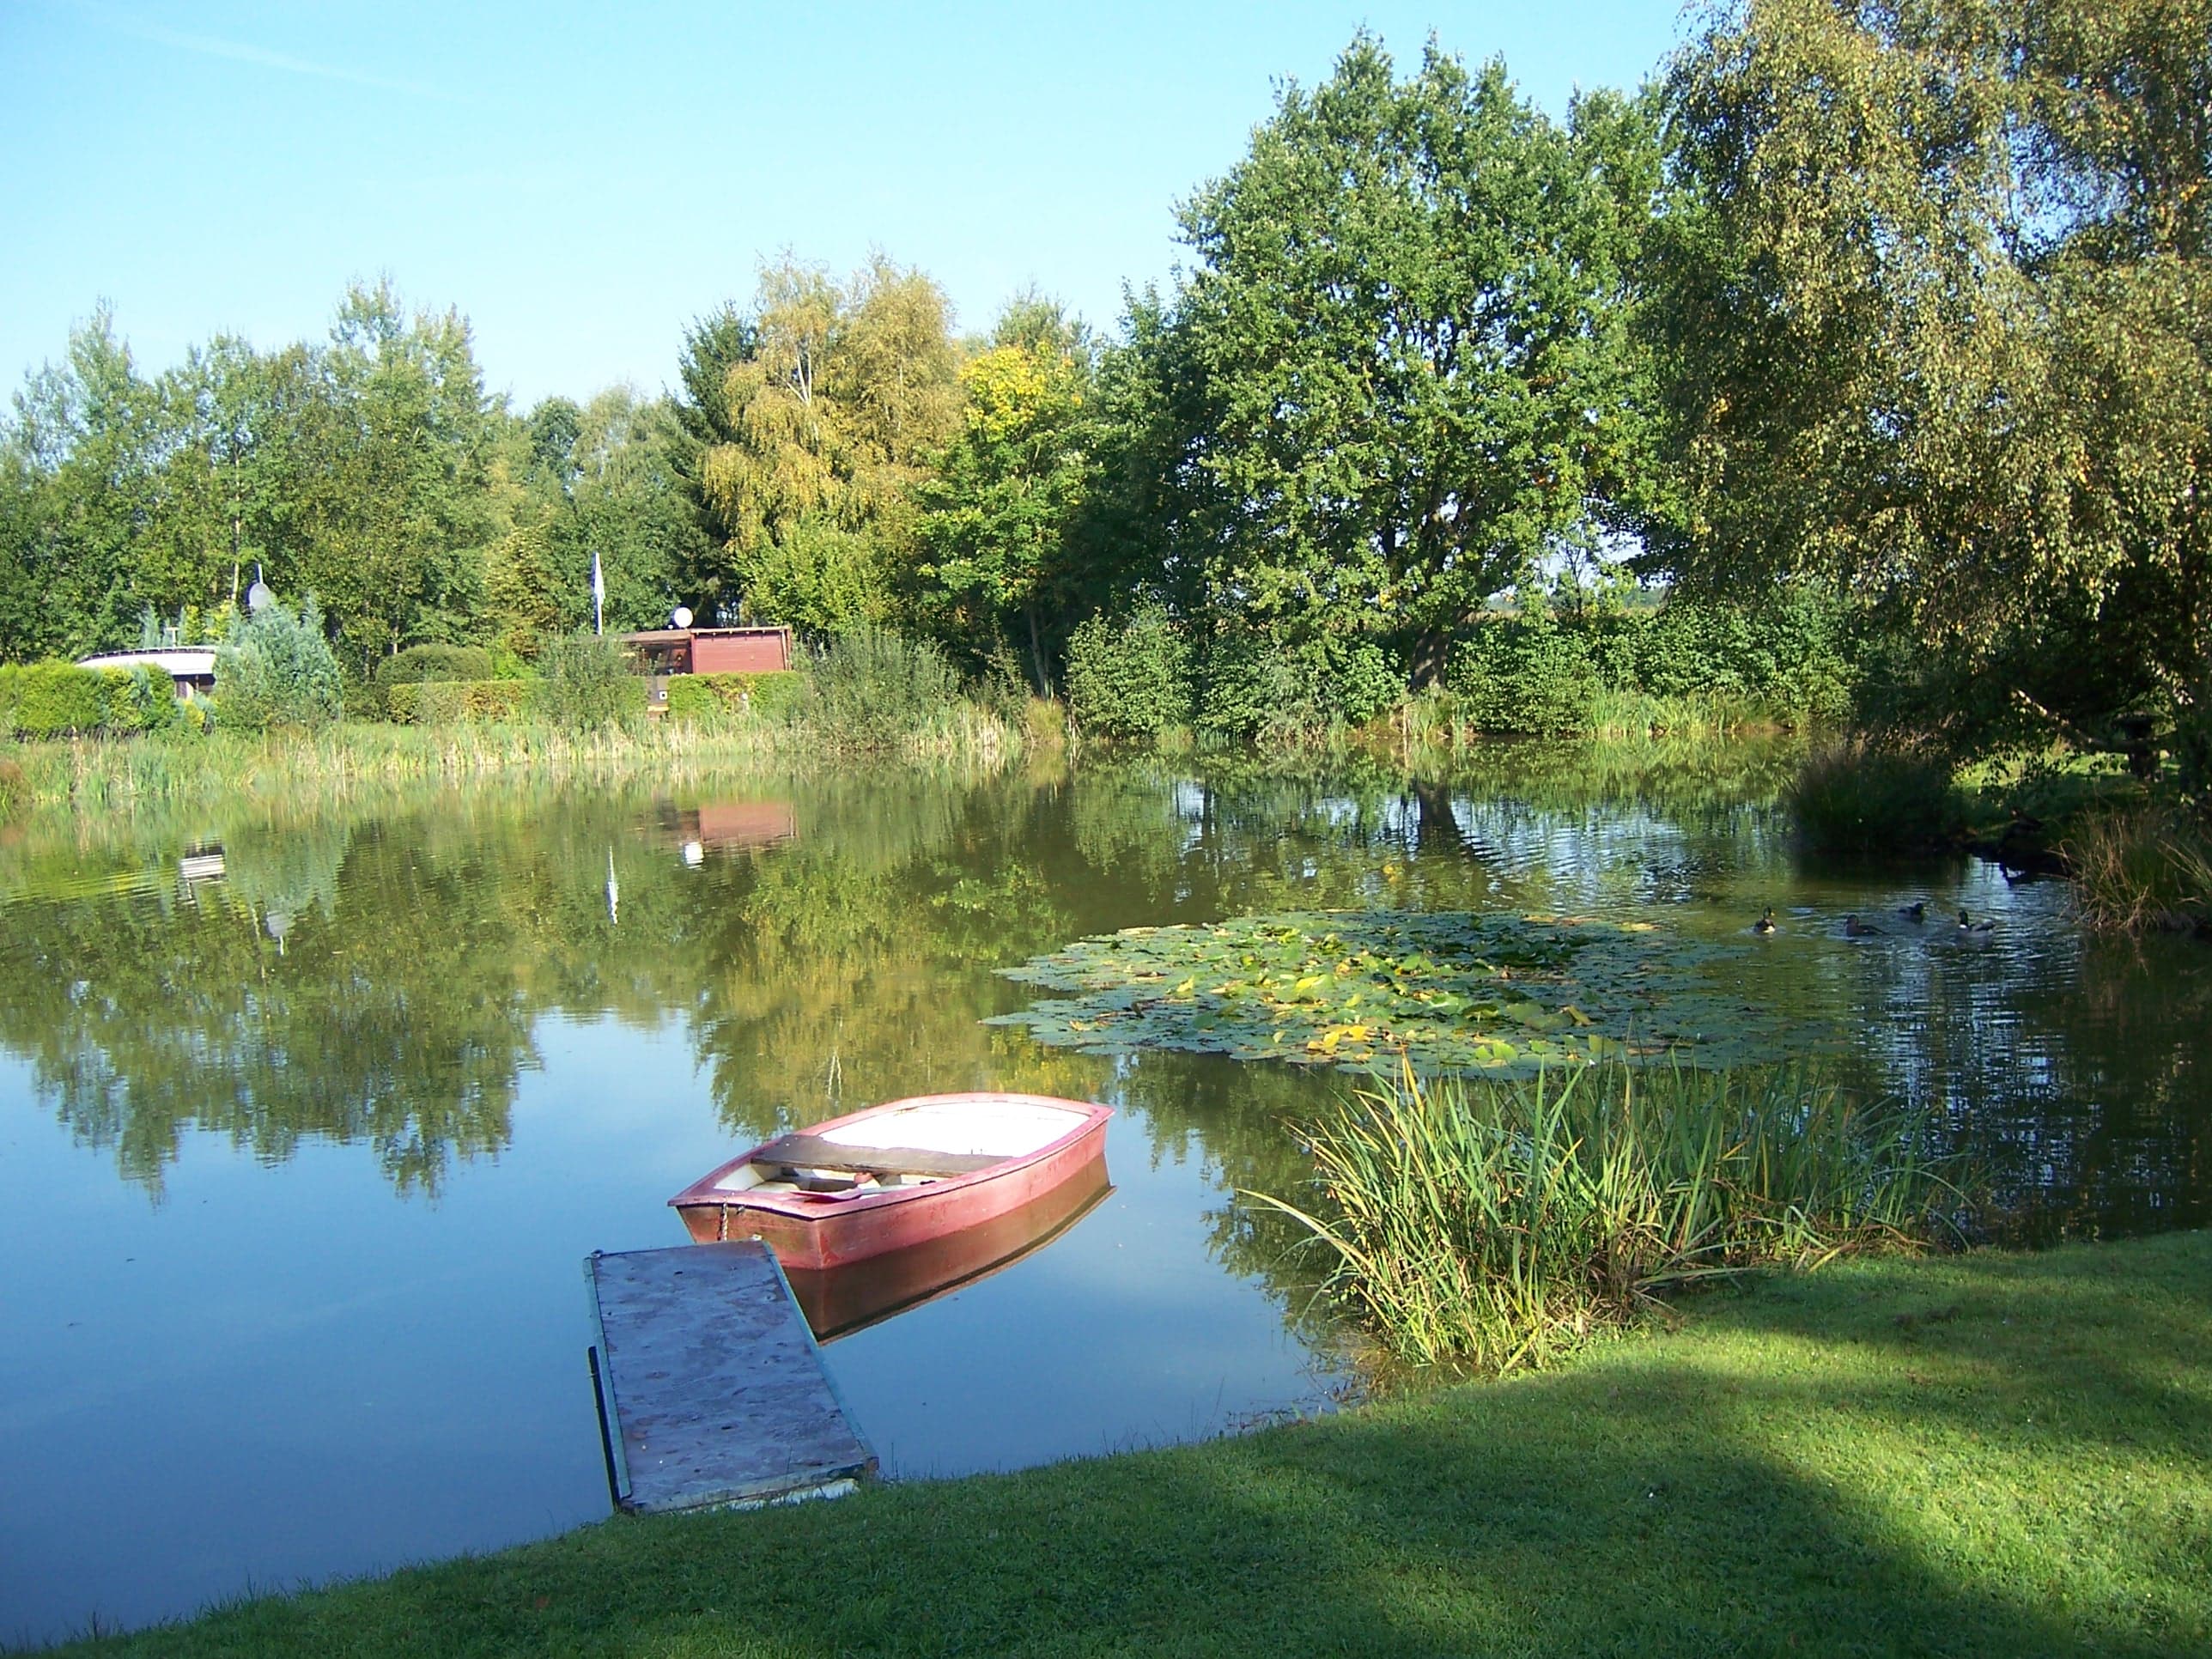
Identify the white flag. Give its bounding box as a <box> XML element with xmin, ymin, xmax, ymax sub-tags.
<box><xmin>592</xmin><ymin>550</ymin><xmax>605</xmax><ymax>634</ymax></box>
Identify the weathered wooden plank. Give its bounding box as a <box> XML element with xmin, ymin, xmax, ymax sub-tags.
<box><xmin>751</xmin><ymin>1133</ymin><xmax>1005</xmax><ymax>1177</ymax></box>
<box><xmin>586</xmin><ymin>1243</ymin><xmax>875</xmax><ymax>1513</ymax></box>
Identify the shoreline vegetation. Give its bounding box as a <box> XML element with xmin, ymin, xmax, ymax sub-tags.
<box><xmin>46</xmin><ymin>1228</ymin><xmax>2210</xmax><ymax>1658</ymax></box>
<box><xmin>1255</xmin><ymin>1065</ymin><xmax>1956</xmax><ymax>1372</ymax></box>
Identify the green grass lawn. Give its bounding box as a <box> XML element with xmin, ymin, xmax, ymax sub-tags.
<box><xmin>62</xmin><ymin>1232</ymin><xmax>2212</xmax><ymax>1658</ymax></box>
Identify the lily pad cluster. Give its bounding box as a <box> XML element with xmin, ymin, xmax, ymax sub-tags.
<box><xmin>991</xmin><ymin>909</ymin><xmax>1825</xmax><ymax>1074</ymax></box>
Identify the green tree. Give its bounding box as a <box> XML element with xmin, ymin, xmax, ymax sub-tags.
<box><xmin>280</xmin><ymin>282</ymin><xmax>499</xmax><ymax>672</ymax></box>
<box><xmin>1170</xmin><ymin>37</ymin><xmax>1659</xmax><ymax>684</ymax></box>
<box><xmin>675</xmin><ymin>254</ymin><xmax>961</xmax><ymax>636</ymax></box>
<box><xmin>914</xmin><ymin>314</ymin><xmax>1095</xmax><ymax>691</ymax></box>
<box><xmin>1645</xmin><ymin>0</ymin><xmax>2212</xmax><ymax>754</ymax></box>
<box><xmin>0</xmin><ymin>307</ymin><xmax>167</xmax><ymax>659</ymax></box>
<box><xmin>560</xmin><ymin>387</ymin><xmax>707</xmax><ymax>633</ymax></box>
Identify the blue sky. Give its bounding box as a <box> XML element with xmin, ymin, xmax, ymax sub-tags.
<box><xmin>2</xmin><ymin>1</ymin><xmax>1686</xmax><ymax>411</ymax></box>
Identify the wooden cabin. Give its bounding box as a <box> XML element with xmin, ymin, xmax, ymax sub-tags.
<box><xmin>619</xmin><ymin>626</ymin><xmax>793</xmax><ymax>677</ymax></box>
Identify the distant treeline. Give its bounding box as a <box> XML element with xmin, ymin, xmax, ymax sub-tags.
<box><xmin>4</xmin><ymin>0</ymin><xmax>2206</xmax><ymax>780</ymax></box>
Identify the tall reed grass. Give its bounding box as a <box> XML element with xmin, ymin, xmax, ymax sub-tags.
<box><xmin>2064</xmin><ymin>806</ymin><xmax>2212</xmax><ymax>934</ymax></box>
<box><xmin>1252</xmin><ymin>1062</ymin><xmax>1955</xmax><ymax>1371</ymax></box>
<box><xmin>1788</xmin><ymin>737</ymin><xmax>1965</xmax><ymax>854</ymax></box>
<box><xmin>5</xmin><ymin>701</ymin><xmax>1024</xmax><ymax>814</ymax></box>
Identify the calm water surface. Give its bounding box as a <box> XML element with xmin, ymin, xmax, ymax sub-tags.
<box><xmin>2</xmin><ymin>744</ymin><xmax>2205</xmax><ymax>1644</ymax></box>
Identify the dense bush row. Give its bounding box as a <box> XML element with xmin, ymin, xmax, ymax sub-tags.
<box><xmin>1064</xmin><ymin>591</ymin><xmax>1858</xmax><ymax>743</ymax></box>
<box><xmin>663</xmin><ymin>671</ymin><xmax>805</xmax><ymax>724</ymax></box>
<box><xmin>0</xmin><ymin>661</ymin><xmax>190</xmax><ymax>738</ymax></box>
<box><xmin>384</xmin><ymin>681</ymin><xmax>534</xmax><ymax>725</ymax></box>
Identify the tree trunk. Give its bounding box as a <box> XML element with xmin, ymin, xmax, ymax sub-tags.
<box><xmin>1411</xmin><ymin>781</ymin><xmax>1462</xmax><ymax>854</ymax></box>
<box><xmin>1026</xmin><ymin>603</ymin><xmax>1051</xmax><ymax>699</ymax></box>
<box><xmin>1409</xmin><ymin>627</ymin><xmax>1450</xmax><ymax>690</ymax></box>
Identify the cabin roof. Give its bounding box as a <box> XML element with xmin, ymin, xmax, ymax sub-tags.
<box><xmin>76</xmin><ymin>649</ymin><xmax>218</xmax><ymax>675</ymax></box>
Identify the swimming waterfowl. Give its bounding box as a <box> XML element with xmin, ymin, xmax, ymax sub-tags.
<box><xmin>1898</xmin><ymin>901</ymin><xmax>1927</xmax><ymax>922</ymax></box>
<box><xmin>1844</xmin><ymin>915</ymin><xmax>1876</xmax><ymax>937</ymax></box>
<box><xmin>1753</xmin><ymin>907</ymin><xmax>1777</xmax><ymax>934</ymax></box>
<box><xmin>1957</xmin><ymin>909</ymin><xmax>1996</xmax><ymax>934</ymax></box>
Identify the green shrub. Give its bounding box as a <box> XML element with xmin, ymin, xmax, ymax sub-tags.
<box><xmin>531</xmin><ymin>632</ymin><xmax>641</xmax><ymax>732</ymax></box>
<box><xmin>0</xmin><ymin>665</ymin><xmax>21</xmax><ymax>729</ymax></box>
<box><xmin>11</xmin><ymin>662</ymin><xmax>109</xmax><ymax>737</ymax></box>
<box><xmin>664</xmin><ymin>672</ymin><xmax>806</xmax><ymax>725</ymax></box>
<box><xmin>1320</xmin><ymin>635</ymin><xmax>1404</xmax><ymax>726</ymax></box>
<box><xmin>1195</xmin><ymin>629</ymin><xmax>1315</xmax><ymax>742</ymax></box>
<box><xmin>215</xmin><ymin>600</ymin><xmax>344</xmax><ymax>732</ymax></box>
<box><xmin>1630</xmin><ymin>590</ymin><xmax>1855</xmax><ymax>720</ymax></box>
<box><xmin>0</xmin><ymin>756</ymin><xmax>23</xmax><ymax>816</ymax></box>
<box><xmin>98</xmin><ymin>664</ymin><xmax>179</xmax><ymax>735</ymax></box>
<box><xmin>375</xmin><ymin>643</ymin><xmax>497</xmax><ymax>686</ymax></box>
<box><xmin>802</xmin><ymin>628</ymin><xmax>961</xmax><ymax>748</ymax></box>
<box><xmin>382</xmin><ymin>678</ymin><xmax>566</xmax><ymax>726</ymax></box>
<box><xmin>1449</xmin><ymin>617</ymin><xmax>1602</xmax><ymax>734</ymax></box>
<box><xmin>1789</xmin><ymin>738</ymin><xmax>1966</xmax><ymax>854</ymax></box>
<box><xmin>1065</xmin><ymin>608</ymin><xmax>1192</xmax><ymax>739</ymax></box>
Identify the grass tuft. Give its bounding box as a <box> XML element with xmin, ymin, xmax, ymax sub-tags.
<box><xmin>1254</xmin><ymin>1062</ymin><xmax>1957</xmax><ymax>1370</ymax></box>
<box><xmin>2063</xmin><ymin>805</ymin><xmax>2212</xmax><ymax>935</ymax></box>
<box><xmin>1788</xmin><ymin>737</ymin><xmax>1965</xmax><ymax>854</ymax></box>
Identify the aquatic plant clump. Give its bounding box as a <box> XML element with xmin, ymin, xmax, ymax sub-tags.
<box><xmin>1255</xmin><ymin>1063</ymin><xmax>1957</xmax><ymax>1370</ymax></box>
<box><xmin>993</xmin><ymin>909</ymin><xmax>1832</xmax><ymax>1074</ymax></box>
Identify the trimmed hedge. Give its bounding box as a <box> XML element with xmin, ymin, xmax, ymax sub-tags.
<box><xmin>375</xmin><ymin>643</ymin><xmax>498</xmax><ymax>686</ymax></box>
<box><xmin>385</xmin><ymin>680</ymin><xmax>533</xmax><ymax>725</ymax></box>
<box><xmin>664</xmin><ymin>671</ymin><xmax>805</xmax><ymax>724</ymax></box>
<box><xmin>0</xmin><ymin>661</ymin><xmax>181</xmax><ymax>738</ymax></box>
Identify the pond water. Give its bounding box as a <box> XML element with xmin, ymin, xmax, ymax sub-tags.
<box><xmin>2</xmin><ymin>743</ymin><xmax>2206</xmax><ymax>1645</ymax></box>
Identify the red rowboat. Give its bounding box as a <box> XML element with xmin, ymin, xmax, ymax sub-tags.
<box><xmin>668</xmin><ymin>1092</ymin><xmax>1114</xmax><ymax>1273</ymax></box>
<box><xmin>781</xmin><ymin>1156</ymin><xmax>1114</xmax><ymax>1342</ymax></box>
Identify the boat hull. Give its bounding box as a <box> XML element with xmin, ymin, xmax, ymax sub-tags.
<box><xmin>670</xmin><ymin>1092</ymin><xmax>1114</xmax><ymax>1273</ymax></box>
<box><xmin>781</xmin><ymin>1150</ymin><xmax>1113</xmax><ymax>1341</ymax></box>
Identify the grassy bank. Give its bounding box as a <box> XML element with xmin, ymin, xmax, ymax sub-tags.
<box><xmin>55</xmin><ymin>1231</ymin><xmax>2210</xmax><ymax>1657</ymax></box>
<box><xmin>0</xmin><ymin>707</ymin><xmax>1024</xmax><ymax>814</ymax></box>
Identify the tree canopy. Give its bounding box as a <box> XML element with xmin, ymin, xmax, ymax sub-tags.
<box><xmin>1644</xmin><ymin>0</ymin><xmax>2212</xmax><ymax>747</ymax></box>
<box><xmin>1164</xmin><ymin>36</ymin><xmax>1659</xmax><ymax>683</ymax></box>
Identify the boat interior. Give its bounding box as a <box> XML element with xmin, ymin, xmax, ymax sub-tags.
<box><xmin>713</xmin><ymin>1097</ymin><xmax>1093</xmax><ymax>1198</ymax></box>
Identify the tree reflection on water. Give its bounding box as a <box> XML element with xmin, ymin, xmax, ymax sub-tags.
<box><xmin>0</xmin><ymin>744</ymin><xmax>2203</xmax><ymax>1253</ymax></box>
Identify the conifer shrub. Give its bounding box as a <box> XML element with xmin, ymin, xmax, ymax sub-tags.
<box><xmin>1065</xmin><ymin>607</ymin><xmax>1192</xmax><ymax>739</ymax></box>
<box><xmin>215</xmin><ymin>600</ymin><xmax>344</xmax><ymax>732</ymax></box>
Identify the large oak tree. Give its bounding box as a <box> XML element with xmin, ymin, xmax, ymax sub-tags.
<box><xmin>1168</xmin><ymin>36</ymin><xmax>1658</xmax><ymax>684</ymax></box>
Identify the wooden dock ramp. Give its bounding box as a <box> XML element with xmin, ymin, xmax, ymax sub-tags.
<box><xmin>586</xmin><ymin>1242</ymin><xmax>876</xmax><ymax>1513</ymax></box>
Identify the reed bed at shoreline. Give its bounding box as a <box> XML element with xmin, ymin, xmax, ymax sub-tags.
<box><xmin>0</xmin><ymin>708</ymin><xmax>1024</xmax><ymax>814</ymax></box>
<box><xmin>1255</xmin><ymin>1062</ymin><xmax>1957</xmax><ymax>1370</ymax></box>
<box><xmin>2064</xmin><ymin>805</ymin><xmax>2212</xmax><ymax>935</ymax></box>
